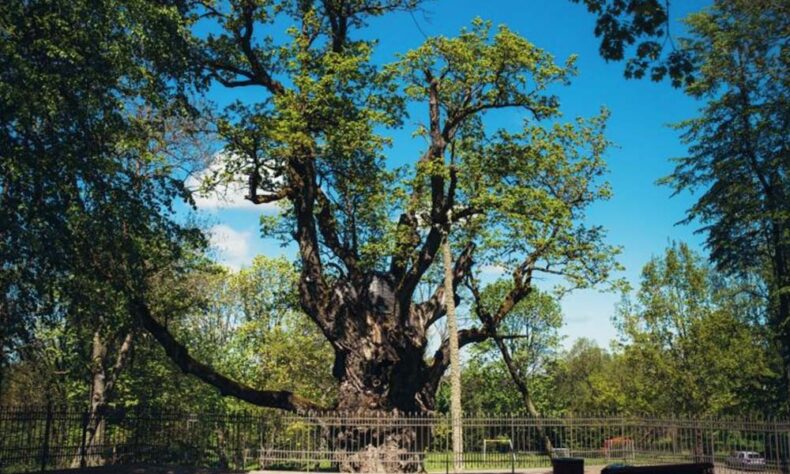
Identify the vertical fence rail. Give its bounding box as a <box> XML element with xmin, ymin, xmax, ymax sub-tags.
<box><xmin>39</xmin><ymin>404</ymin><xmax>51</xmax><ymax>472</ymax></box>
<box><xmin>0</xmin><ymin>407</ymin><xmax>789</xmax><ymax>473</ymax></box>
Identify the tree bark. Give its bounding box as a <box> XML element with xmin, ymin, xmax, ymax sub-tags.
<box><xmin>775</xmin><ymin>284</ymin><xmax>790</xmax><ymax>406</ymax></box>
<box><xmin>442</xmin><ymin>238</ymin><xmax>463</xmax><ymax>472</ymax></box>
<box><xmin>72</xmin><ymin>329</ymin><xmax>134</xmax><ymax>467</ymax></box>
<box><xmin>775</xmin><ymin>230</ymin><xmax>790</xmax><ymax>408</ymax></box>
<box><xmin>0</xmin><ymin>305</ymin><xmax>6</xmax><ymax>397</ymax></box>
<box><xmin>330</xmin><ymin>273</ymin><xmax>435</xmax><ymax>413</ymax></box>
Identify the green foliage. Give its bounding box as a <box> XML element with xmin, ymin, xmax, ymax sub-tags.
<box><xmin>614</xmin><ymin>243</ymin><xmax>777</xmax><ymax>415</ymax></box>
<box><xmin>569</xmin><ymin>0</ymin><xmax>695</xmax><ymax>86</ymax></box>
<box><xmin>199</xmin><ymin>5</ymin><xmax>621</xmax><ymax>287</ymax></box>
<box><xmin>168</xmin><ymin>256</ymin><xmax>337</xmax><ymax>408</ymax></box>
<box><xmin>547</xmin><ymin>338</ymin><xmax>628</xmax><ymax>414</ymax></box>
<box><xmin>0</xmin><ymin>0</ymin><xmax>203</xmax><ymax>386</ymax></box>
<box><xmin>393</xmin><ymin>19</ymin><xmax>575</xmax><ymax>121</ymax></box>
<box><xmin>659</xmin><ymin>0</ymin><xmax>789</xmax><ymax>406</ymax></box>
<box><xmin>459</xmin><ymin>111</ymin><xmax>619</xmax><ymax>294</ymax></box>
<box><xmin>0</xmin><ymin>0</ymin><xmax>211</xmax><ymax>414</ymax></box>
<box><xmin>393</xmin><ymin>21</ymin><xmax>619</xmax><ymax>290</ymax></box>
<box><xmin>458</xmin><ymin>245</ymin><xmax>781</xmax><ymax>417</ymax></box>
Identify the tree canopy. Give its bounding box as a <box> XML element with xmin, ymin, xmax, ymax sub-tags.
<box><xmin>0</xmin><ymin>0</ymin><xmax>204</xmax><ymax>393</ymax></box>
<box><xmin>615</xmin><ymin>243</ymin><xmax>777</xmax><ymax>415</ymax></box>
<box><xmin>2</xmin><ymin>0</ymin><xmax>787</xmax><ymax>437</ymax></box>
<box><xmin>127</xmin><ymin>0</ymin><xmax>621</xmax><ymax>414</ymax></box>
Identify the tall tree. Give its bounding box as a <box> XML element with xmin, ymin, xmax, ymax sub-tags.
<box><xmin>0</xmin><ymin>0</ymin><xmax>199</xmax><ymax>384</ymax></box>
<box><xmin>4</xmin><ymin>1</ymin><xmax>620</xmax><ymax>470</ymax></box>
<box><xmin>658</xmin><ymin>0</ymin><xmax>790</xmax><ymax>406</ymax></box>
<box><xmin>139</xmin><ymin>1</ymin><xmax>618</xmax><ymax>424</ymax></box>
<box><xmin>0</xmin><ymin>0</ymin><xmax>207</xmax><ymax>458</ymax></box>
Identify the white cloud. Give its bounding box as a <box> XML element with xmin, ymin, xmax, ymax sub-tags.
<box><xmin>209</xmin><ymin>224</ymin><xmax>252</xmax><ymax>270</ymax></box>
<box><xmin>480</xmin><ymin>264</ymin><xmax>507</xmax><ymax>276</ymax></box>
<box><xmin>185</xmin><ymin>152</ymin><xmax>279</xmax><ymax>212</ymax></box>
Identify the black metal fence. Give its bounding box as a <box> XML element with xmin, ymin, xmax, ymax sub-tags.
<box><xmin>1</xmin><ymin>406</ymin><xmax>789</xmax><ymax>473</ymax></box>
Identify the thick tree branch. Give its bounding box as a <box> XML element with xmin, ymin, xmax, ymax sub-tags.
<box><xmin>290</xmin><ymin>157</ymin><xmax>336</xmax><ymax>336</ymax></box>
<box><xmin>237</xmin><ymin>2</ymin><xmax>285</xmax><ymax>96</ymax></box>
<box><xmin>246</xmin><ymin>187</ymin><xmax>291</xmax><ymax>205</ymax></box>
<box><xmin>426</xmin><ymin>71</ymin><xmax>446</xmax><ymax>221</ymax></box>
<box><xmin>132</xmin><ymin>297</ymin><xmax>324</xmax><ymax>412</ymax></box>
<box><xmin>316</xmin><ymin>188</ymin><xmax>358</xmax><ymax>273</ymax></box>
<box><xmin>394</xmin><ymin>72</ymin><xmax>452</xmax><ymax>301</ymax></box>
<box><xmin>322</xmin><ymin>0</ymin><xmax>348</xmax><ymax>53</ymax></box>
<box><xmin>205</xmin><ymin>60</ymin><xmax>262</xmax><ymax>88</ymax></box>
<box><xmin>202</xmin><ymin>2</ymin><xmax>285</xmax><ymax>95</ymax></box>
<box><xmin>389</xmin><ymin>209</ymin><xmax>420</xmax><ymax>279</ymax></box>
<box><xmin>443</xmin><ymin>101</ymin><xmax>540</xmax><ymax>141</ymax></box>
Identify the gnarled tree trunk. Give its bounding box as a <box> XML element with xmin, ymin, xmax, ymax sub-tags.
<box><xmin>324</xmin><ymin>274</ymin><xmax>437</xmax><ymax>472</ymax></box>
<box><xmin>329</xmin><ymin>414</ymin><xmax>430</xmax><ymax>473</ymax></box>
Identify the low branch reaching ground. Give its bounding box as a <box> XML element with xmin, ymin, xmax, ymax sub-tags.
<box><xmin>132</xmin><ymin>297</ymin><xmax>324</xmax><ymax>412</ymax></box>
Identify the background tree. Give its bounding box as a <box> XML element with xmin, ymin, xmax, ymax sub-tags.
<box><xmin>0</xmin><ymin>0</ymin><xmax>199</xmax><ymax>384</ymax></box>
<box><xmin>474</xmin><ymin>283</ymin><xmax>562</xmax><ymax>416</ymax></box>
<box><xmin>659</xmin><ymin>0</ymin><xmax>790</xmax><ymax>408</ymax></box>
<box><xmin>471</xmin><ymin>283</ymin><xmax>562</xmax><ymax>453</ymax></box>
<box><xmin>614</xmin><ymin>243</ymin><xmax>776</xmax><ymax>415</ymax></box>
<box><xmin>547</xmin><ymin>338</ymin><xmax>627</xmax><ymax>414</ymax></box>
<box><xmin>574</xmin><ymin>0</ymin><xmax>789</xmax><ymax>409</ymax></box>
<box><xmin>0</xmin><ymin>0</ymin><xmax>209</xmax><ymax>463</ymax></box>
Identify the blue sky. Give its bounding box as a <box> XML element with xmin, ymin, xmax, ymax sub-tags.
<box><xmin>191</xmin><ymin>0</ymin><xmax>712</xmax><ymax>349</ymax></box>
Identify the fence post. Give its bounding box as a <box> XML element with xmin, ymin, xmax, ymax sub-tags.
<box><xmin>39</xmin><ymin>402</ymin><xmax>53</xmax><ymax>472</ymax></box>
<box><xmin>569</xmin><ymin>415</ymin><xmax>573</xmax><ymax>457</ymax></box>
<box><xmin>79</xmin><ymin>408</ymin><xmax>89</xmax><ymax>468</ymax></box>
<box><xmin>784</xmin><ymin>425</ymin><xmax>790</xmax><ymax>474</ymax></box>
<box><xmin>510</xmin><ymin>413</ymin><xmax>515</xmax><ymax>455</ymax></box>
<box><xmin>445</xmin><ymin>415</ymin><xmax>450</xmax><ymax>474</ymax></box>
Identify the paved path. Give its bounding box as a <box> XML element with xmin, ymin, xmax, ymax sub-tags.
<box><xmin>41</xmin><ymin>464</ymin><xmax>608</xmax><ymax>474</ymax></box>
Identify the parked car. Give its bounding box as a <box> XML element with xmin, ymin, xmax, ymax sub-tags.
<box><xmin>726</xmin><ymin>451</ymin><xmax>766</xmax><ymax>470</ymax></box>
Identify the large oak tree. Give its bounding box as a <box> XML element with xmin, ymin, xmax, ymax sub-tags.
<box><xmin>135</xmin><ymin>0</ymin><xmax>620</xmax><ymax>419</ymax></box>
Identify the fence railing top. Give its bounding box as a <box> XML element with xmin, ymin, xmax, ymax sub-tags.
<box><xmin>1</xmin><ymin>405</ymin><xmax>788</xmax><ymax>425</ymax></box>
